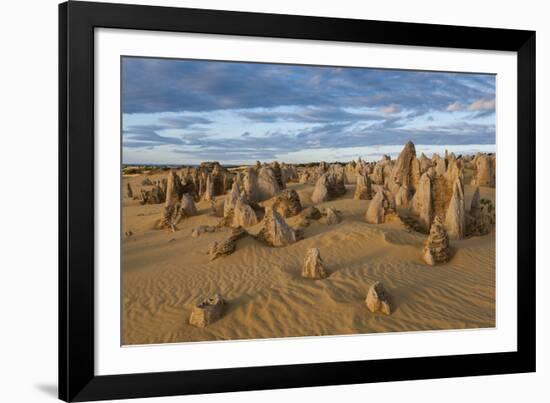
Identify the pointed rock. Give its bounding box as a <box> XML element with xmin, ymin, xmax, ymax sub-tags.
<box><xmin>473</xmin><ymin>155</ymin><xmax>495</xmax><ymax>187</ymax></box>
<box><xmin>270</xmin><ymin>161</ymin><xmax>285</xmax><ymax>189</ymax></box>
<box><xmin>232</xmin><ymin>195</ymin><xmax>259</xmax><ymax>227</ymax></box>
<box><xmin>224</xmin><ymin>182</ymin><xmax>240</xmax><ymax>218</ymax></box>
<box><xmin>272</xmin><ymin>189</ymin><xmax>303</xmax><ymax>218</ymax></box>
<box><xmin>422</xmin><ymin>216</ymin><xmax>450</xmax><ymax>265</ymax></box>
<box><xmin>470</xmin><ymin>186</ymin><xmax>481</xmax><ymax>218</ymax></box>
<box><xmin>243</xmin><ymin>167</ymin><xmax>259</xmax><ymax>203</ymax></box>
<box><xmin>411</xmin><ymin>173</ymin><xmax>433</xmax><ymax>231</ymax></box>
<box><xmin>311</xmin><ymin>173</ymin><xmax>330</xmax><ymax>204</ymax></box>
<box><xmin>365</xmin><ymin>282</ymin><xmax>391</xmax><ymax>315</ymax></box>
<box><xmin>256</xmin><ymin>208</ymin><xmax>297</xmax><ymax>247</ymax></box>
<box><xmin>445</xmin><ymin>177</ymin><xmax>466</xmax><ymax>240</ymax></box>
<box><xmin>391</xmin><ymin>141</ymin><xmax>417</xmax><ymax>189</ymax></box>
<box><xmin>365</xmin><ymin>190</ymin><xmax>396</xmax><ymax>224</ymax></box>
<box><xmin>435</xmin><ymin>158</ymin><xmax>446</xmax><ymax>176</ymax></box>
<box><xmin>180</xmin><ymin>193</ymin><xmax>197</xmax><ymax>216</ymax></box>
<box><xmin>202</xmin><ymin>173</ymin><xmax>215</xmax><ymax>201</ymax></box>
<box><xmin>419</xmin><ymin>152</ymin><xmax>431</xmax><ymax>173</ymax></box>
<box><xmin>126</xmin><ymin>183</ymin><xmax>133</xmax><ymax>198</ymax></box>
<box><xmin>164</xmin><ymin>170</ymin><xmax>183</xmax><ymax>205</ymax></box>
<box><xmin>354</xmin><ymin>172</ymin><xmax>373</xmax><ymax>200</ymax></box>
<box><xmin>301</xmin><ymin>248</ymin><xmax>327</xmax><ymax>279</ymax></box>
<box><xmin>324</xmin><ymin>207</ymin><xmax>340</xmax><ymax>225</ymax></box>
<box><xmin>257</xmin><ymin>167</ymin><xmax>281</xmax><ymax>201</ymax></box>
<box><xmin>394</xmin><ymin>185</ymin><xmax>411</xmax><ymax>207</ymax></box>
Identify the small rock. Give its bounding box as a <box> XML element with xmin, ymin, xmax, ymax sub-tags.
<box><xmin>301</xmin><ymin>248</ymin><xmax>327</xmax><ymax>279</ymax></box>
<box><xmin>300</xmin><ymin>206</ymin><xmax>322</xmax><ymax>220</ymax></box>
<box><xmin>189</xmin><ymin>294</ymin><xmax>225</xmax><ymax>328</ymax></box>
<box><xmin>324</xmin><ymin>207</ymin><xmax>340</xmax><ymax>225</ymax></box>
<box><xmin>365</xmin><ymin>281</ymin><xmax>391</xmax><ymax>315</ymax></box>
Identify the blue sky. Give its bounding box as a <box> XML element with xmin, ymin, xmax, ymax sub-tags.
<box><xmin>122</xmin><ymin>57</ymin><xmax>496</xmax><ymax>164</ymax></box>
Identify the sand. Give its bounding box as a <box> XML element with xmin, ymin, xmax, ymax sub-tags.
<box><xmin>122</xmin><ymin>170</ymin><xmax>495</xmax><ymax>345</ymax></box>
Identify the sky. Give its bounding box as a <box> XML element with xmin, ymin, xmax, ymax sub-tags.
<box><xmin>122</xmin><ymin>57</ymin><xmax>496</xmax><ymax>165</ymax></box>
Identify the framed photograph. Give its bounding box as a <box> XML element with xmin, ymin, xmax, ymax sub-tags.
<box><xmin>59</xmin><ymin>1</ymin><xmax>535</xmax><ymax>401</ymax></box>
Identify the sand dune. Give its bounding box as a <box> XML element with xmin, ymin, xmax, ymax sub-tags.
<box><xmin>122</xmin><ymin>174</ymin><xmax>495</xmax><ymax>345</ymax></box>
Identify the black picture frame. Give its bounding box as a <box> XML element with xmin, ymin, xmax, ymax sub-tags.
<box><xmin>59</xmin><ymin>1</ymin><xmax>536</xmax><ymax>401</ymax></box>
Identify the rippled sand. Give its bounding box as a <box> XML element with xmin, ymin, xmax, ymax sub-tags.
<box><xmin>122</xmin><ymin>173</ymin><xmax>495</xmax><ymax>345</ymax></box>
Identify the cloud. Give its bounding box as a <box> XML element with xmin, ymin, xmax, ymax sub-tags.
<box><xmin>158</xmin><ymin>115</ymin><xmax>212</xmax><ymax>128</ymax></box>
<box><xmin>123</xmin><ymin>124</ymin><xmax>183</xmax><ymax>147</ymax></box>
<box><xmin>121</xmin><ymin>57</ymin><xmax>496</xmax><ymax>163</ymax></box>
<box><xmin>122</xmin><ymin>57</ymin><xmax>496</xmax><ymax>116</ymax></box>
<box><xmin>239</xmin><ymin>106</ymin><xmax>384</xmax><ymax>124</ymax></box>
<box><xmin>380</xmin><ymin>104</ymin><xmax>400</xmax><ymax>114</ymax></box>
<box><xmin>468</xmin><ymin>98</ymin><xmax>496</xmax><ymax>111</ymax></box>
<box><xmin>446</xmin><ymin>101</ymin><xmax>464</xmax><ymax>112</ymax></box>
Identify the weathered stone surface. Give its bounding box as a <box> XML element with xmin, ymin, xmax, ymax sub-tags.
<box><xmin>435</xmin><ymin>157</ymin><xmax>447</xmax><ymax>176</ymax></box>
<box><xmin>211</xmin><ymin>164</ymin><xmax>226</xmax><ymax>196</ymax></box>
<box><xmin>202</xmin><ymin>173</ymin><xmax>215</xmax><ymax>201</ymax></box>
<box><xmin>470</xmin><ymin>186</ymin><xmax>481</xmax><ymax>218</ymax></box>
<box><xmin>208</xmin><ymin>227</ymin><xmax>248</xmax><ymax>260</ymax></box>
<box><xmin>444</xmin><ymin>158</ymin><xmax>463</xmax><ymax>188</ymax></box>
<box><xmin>189</xmin><ymin>294</ymin><xmax>225</xmax><ymax>328</ymax></box>
<box><xmin>445</xmin><ymin>177</ymin><xmax>466</xmax><ymax>240</ymax></box>
<box><xmin>354</xmin><ymin>172</ymin><xmax>372</xmax><ymax>200</ymax></box>
<box><xmin>472</xmin><ymin>155</ymin><xmax>495</xmax><ymax>187</ymax></box>
<box><xmin>257</xmin><ymin>167</ymin><xmax>281</xmax><ymax>201</ymax></box>
<box><xmin>232</xmin><ymin>195</ymin><xmax>259</xmax><ymax>227</ymax></box>
<box><xmin>391</xmin><ymin>141</ymin><xmax>418</xmax><ymax>190</ymax></box>
<box><xmin>311</xmin><ymin>174</ymin><xmax>330</xmax><ymax>204</ymax></box>
<box><xmin>326</xmin><ymin>164</ymin><xmax>347</xmax><ymax>197</ymax></box>
<box><xmin>394</xmin><ymin>185</ymin><xmax>411</xmax><ymax>207</ymax></box>
<box><xmin>270</xmin><ymin>161</ymin><xmax>285</xmax><ymax>189</ymax></box>
<box><xmin>243</xmin><ymin>167</ymin><xmax>259</xmax><ymax>203</ymax></box>
<box><xmin>365</xmin><ymin>190</ymin><xmax>396</xmax><ymax>224</ymax></box>
<box><xmin>301</xmin><ymin>248</ymin><xmax>327</xmax><ymax>279</ymax></box>
<box><xmin>300</xmin><ymin>206</ymin><xmax>322</xmax><ymax>220</ymax></box>
<box><xmin>467</xmin><ymin>198</ymin><xmax>495</xmax><ymax>236</ymax></box>
<box><xmin>419</xmin><ymin>152</ymin><xmax>431</xmax><ymax>173</ymax></box>
<box><xmin>139</xmin><ymin>185</ymin><xmax>165</xmax><ymax>205</ymax></box>
<box><xmin>180</xmin><ymin>193</ymin><xmax>197</xmax><ymax>216</ymax></box>
<box><xmin>224</xmin><ymin>182</ymin><xmax>240</xmax><ymax>218</ymax></box>
<box><xmin>272</xmin><ymin>189</ymin><xmax>303</xmax><ymax>218</ymax></box>
<box><xmin>256</xmin><ymin>208</ymin><xmax>297</xmax><ymax>247</ymax></box>
<box><xmin>365</xmin><ymin>282</ymin><xmax>391</xmax><ymax>315</ymax></box>
<box><xmin>371</xmin><ymin>162</ymin><xmax>386</xmax><ymax>185</ymax></box>
<box><xmin>410</xmin><ymin>173</ymin><xmax>433</xmax><ymax>231</ymax></box>
<box><xmin>165</xmin><ymin>170</ymin><xmax>184</xmax><ymax>206</ymax></box>
<box><xmin>324</xmin><ymin>207</ymin><xmax>340</xmax><ymax>225</ymax></box>
<box><xmin>299</xmin><ymin>171</ymin><xmax>311</xmax><ymax>184</ymax></box>
<box><xmin>158</xmin><ymin>171</ymin><xmax>190</xmax><ymax>229</ymax></box>
<box><xmin>126</xmin><ymin>183</ymin><xmax>133</xmax><ymax>198</ymax></box>
<box><xmin>311</xmin><ymin>166</ymin><xmax>346</xmax><ymax>204</ymax></box>
<box><xmin>422</xmin><ymin>216</ymin><xmax>450</xmax><ymax>265</ymax></box>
